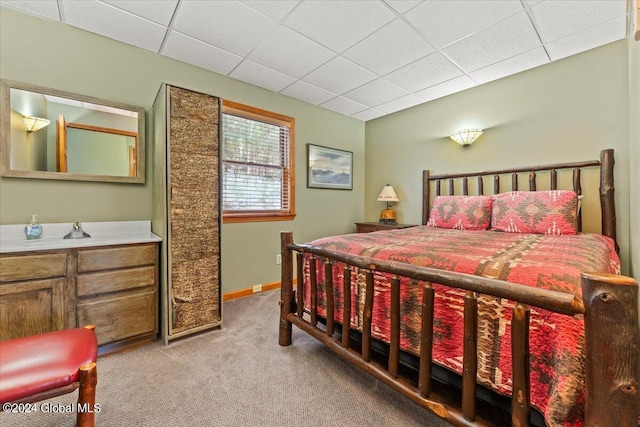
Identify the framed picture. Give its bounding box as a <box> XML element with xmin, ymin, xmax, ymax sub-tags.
<box><xmin>307</xmin><ymin>143</ymin><xmax>353</xmax><ymax>190</ymax></box>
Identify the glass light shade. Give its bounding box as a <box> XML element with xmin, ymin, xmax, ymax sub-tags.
<box><xmin>377</xmin><ymin>185</ymin><xmax>399</xmax><ymax>202</ymax></box>
<box><xmin>23</xmin><ymin>116</ymin><xmax>51</xmax><ymax>133</ymax></box>
<box><xmin>450</xmin><ymin>129</ymin><xmax>483</xmax><ymax>146</ymax></box>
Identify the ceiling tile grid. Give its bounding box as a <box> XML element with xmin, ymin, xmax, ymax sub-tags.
<box><xmin>60</xmin><ymin>0</ymin><xmax>168</xmax><ymax>52</ymax></box>
<box><xmin>342</xmin><ymin>19</ymin><xmax>437</xmax><ymax>76</ymax></box>
<box><xmin>343</xmin><ymin>77</ymin><xmax>408</xmax><ymax>108</ymax></box>
<box><xmin>101</xmin><ymin>0</ymin><xmax>178</xmax><ymax>26</ymax></box>
<box><xmin>280</xmin><ymin>80</ymin><xmax>337</xmax><ymax>105</ymax></box>
<box><xmin>0</xmin><ymin>0</ymin><xmax>630</xmax><ymax>121</ymax></box>
<box><xmin>320</xmin><ymin>96</ymin><xmax>368</xmax><ymax>116</ymax></box>
<box><xmin>385</xmin><ymin>52</ymin><xmax>464</xmax><ymax>92</ymax></box>
<box><xmin>163</xmin><ymin>31</ymin><xmax>243</xmax><ymax>76</ymax></box>
<box><xmin>442</xmin><ymin>12</ymin><xmax>543</xmax><ymax>72</ymax></box>
<box><xmin>302</xmin><ymin>56</ymin><xmax>378</xmax><ymax>95</ymax></box>
<box><xmin>229</xmin><ymin>59</ymin><xmax>296</xmax><ymax>93</ymax></box>
<box><xmin>545</xmin><ymin>15</ymin><xmax>628</xmax><ymax>60</ymax></box>
<box><xmin>283</xmin><ymin>0</ymin><xmax>395</xmax><ymax>53</ymax></box>
<box><xmin>1</xmin><ymin>0</ymin><xmax>60</xmax><ymax>20</ymax></box>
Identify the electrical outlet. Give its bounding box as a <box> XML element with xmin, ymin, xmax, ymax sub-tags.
<box><xmin>253</xmin><ymin>284</ymin><xmax>262</xmax><ymax>293</ymax></box>
<box><xmin>276</xmin><ymin>254</ymin><xmax>282</xmax><ymax>265</ymax></box>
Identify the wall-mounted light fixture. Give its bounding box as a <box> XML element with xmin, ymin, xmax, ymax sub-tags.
<box><xmin>377</xmin><ymin>184</ymin><xmax>399</xmax><ymax>224</ymax></box>
<box><xmin>23</xmin><ymin>115</ymin><xmax>51</xmax><ymax>134</ymax></box>
<box><xmin>450</xmin><ymin>129</ymin><xmax>483</xmax><ymax>146</ymax></box>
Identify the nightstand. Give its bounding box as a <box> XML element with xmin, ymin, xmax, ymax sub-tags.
<box><xmin>355</xmin><ymin>222</ymin><xmax>418</xmax><ymax>233</ymax></box>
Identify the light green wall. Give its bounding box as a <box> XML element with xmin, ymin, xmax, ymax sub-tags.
<box><xmin>365</xmin><ymin>40</ymin><xmax>631</xmax><ymax>275</ymax></box>
<box><xmin>630</xmin><ymin>26</ymin><xmax>639</xmax><ymax>281</ymax></box>
<box><xmin>0</xmin><ymin>7</ymin><xmax>365</xmax><ymax>292</ymax></box>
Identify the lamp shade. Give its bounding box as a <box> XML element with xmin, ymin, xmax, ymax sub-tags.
<box><xmin>23</xmin><ymin>116</ymin><xmax>51</xmax><ymax>133</ymax></box>
<box><xmin>377</xmin><ymin>185</ymin><xmax>399</xmax><ymax>202</ymax></box>
<box><xmin>450</xmin><ymin>129</ymin><xmax>483</xmax><ymax>146</ymax></box>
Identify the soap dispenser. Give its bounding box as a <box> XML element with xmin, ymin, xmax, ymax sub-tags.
<box><xmin>25</xmin><ymin>215</ymin><xmax>43</xmax><ymax>240</ymax></box>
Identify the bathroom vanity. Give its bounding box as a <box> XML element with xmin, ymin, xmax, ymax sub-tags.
<box><xmin>0</xmin><ymin>221</ymin><xmax>161</xmax><ymax>354</ymax></box>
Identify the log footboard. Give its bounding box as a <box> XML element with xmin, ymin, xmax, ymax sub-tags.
<box><xmin>278</xmin><ymin>231</ymin><xmax>640</xmax><ymax>427</ymax></box>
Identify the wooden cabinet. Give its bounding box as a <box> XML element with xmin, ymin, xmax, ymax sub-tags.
<box><xmin>0</xmin><ymin>252</ymin><xmax>68</xmax><ymax>341</ymax></box>
<box><xmin>355</xmin><ymin>222</ymin><xmax>418</xmax><ymax>233</ymax></box>
<box><xmin>152</xmin><ymin>84</ymin><xmax>222</xmax><ymax>344</ymax></box>
<box><xmin>0</xmin><ymin>243</ymin><xmax>159</xmax><ymax>354</ymax></box>
<box><xmin>76</xmin><ymin>244</ymin><xmax>158</xmax><ymax>352</ymax></box>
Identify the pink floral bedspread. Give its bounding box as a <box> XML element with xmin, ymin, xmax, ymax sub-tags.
<box><xmin>302</xmin><ymin>226</ymin><xmax>620</xmax><ymax>427</ymax></box>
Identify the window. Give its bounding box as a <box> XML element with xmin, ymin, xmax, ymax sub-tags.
<box><xmin>221</xmin><ymin>100</ymin><xmax>295</xmax><ymax>223</ymax></box>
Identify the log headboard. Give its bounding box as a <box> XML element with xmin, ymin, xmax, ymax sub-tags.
<box><xmin>422</xmin><ymin>148</ymin><xmax>617</xmax><ymax>250</ymax></box>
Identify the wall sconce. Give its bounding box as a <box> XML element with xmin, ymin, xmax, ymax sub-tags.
<box><xmin>450</xmin><ymin>129</ymin><xmax>483</xmax><ymax>146</ymax></box>
<box><xmin>377</xmin><ymin>184</ymin><xmax>399</xmax><ymax>224</ymax></box>
<box><xmin>23</xmin><ymin>115</ymin><xmax>51</xmax><ymax>134</ymax></box>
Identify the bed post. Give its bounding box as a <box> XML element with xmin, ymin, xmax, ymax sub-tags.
<box><xmin>422</xmin><ymin>170</ymin><xmax>430</xmax><ymax>225</ymax></box>
<box><xmin>599</xmin><ymin>149</ymin><xmax>617</xmax><ymax>251</ymax></box>
<box><xmin>581</xmin><ymin>272</ymin><xmax>639</xmax><ymax>426</ymax></box>
<box><xmin>279</xmin><ymin>231</ymin><xmax>295</xmax><ymax>346</ymax></box>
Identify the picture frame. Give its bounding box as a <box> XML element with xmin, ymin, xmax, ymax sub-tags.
<box><xmin>307</xmin><ymin>143</ymin><xmax>353</xmax><ymax>190</ymax></box>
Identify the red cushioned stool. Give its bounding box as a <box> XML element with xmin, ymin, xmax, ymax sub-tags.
<box><xmin>0</xmin><ymin>325</ymin><xmax>98</xmax><ymax>427</ymax></box>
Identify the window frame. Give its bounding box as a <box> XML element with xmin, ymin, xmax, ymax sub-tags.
<box><xmin>221</xmin><ymin>100</ymin><xmax>295</xmax><ymax>223</ymax></box>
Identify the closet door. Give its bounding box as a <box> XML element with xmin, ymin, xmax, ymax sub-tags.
<box><xmin>153</xmin><ymin>84</ymin><xmax>222</xmax><ymax>343</ymax></box>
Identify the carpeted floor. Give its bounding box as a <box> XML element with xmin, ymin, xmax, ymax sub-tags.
<box><xmin>0</xmin><ymin>289</ymin><xmax>453</xmax><ymax>426</ymax></box>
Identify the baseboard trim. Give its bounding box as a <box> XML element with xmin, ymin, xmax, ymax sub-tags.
<box><xmin>223</xmin><ymin>279</ymin><xmax>297</xmax><ymax>302</ymax></box>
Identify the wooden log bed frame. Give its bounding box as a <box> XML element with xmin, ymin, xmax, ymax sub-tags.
<box><xmin>278</xmin><ymin>149</ymin><xmax>639</xmax><ymax>427</ymax></box>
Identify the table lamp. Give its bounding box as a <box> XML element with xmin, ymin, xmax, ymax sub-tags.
<box><xmin>377</xmin><ymin>185</ymin><xmax>399</xmax><ymax>224</ymax></box>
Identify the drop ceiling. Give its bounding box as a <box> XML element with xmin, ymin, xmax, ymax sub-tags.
<box><xmin>0</xmin><ymin>0</ymin><xmax>629</xmax><ymax>121</ymax></box>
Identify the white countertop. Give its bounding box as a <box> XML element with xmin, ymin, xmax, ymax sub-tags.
<box><xmin>0</xmin><ymin>220</ymin><xmax>161</xmax><ymax>253</ymax></box>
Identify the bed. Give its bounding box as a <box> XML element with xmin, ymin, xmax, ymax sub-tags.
<box><xmin>279</xmin><ymin>149</ymin><xmax>639</xmax><ymax>426</ymax></box>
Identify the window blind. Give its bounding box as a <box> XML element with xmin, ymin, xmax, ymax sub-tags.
<box><xmin>222</xmin><ymin>109</ymin><xmax>293</xmax><ymax>217</ymax></box>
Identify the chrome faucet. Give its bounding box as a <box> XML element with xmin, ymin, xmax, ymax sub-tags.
<box><xmin>63</xmin><ymin>221</ymin><xmax>91</xmax><ymax>239</ymax></box>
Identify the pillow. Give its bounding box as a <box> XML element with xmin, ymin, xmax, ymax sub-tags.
<box><xmin>491</xmin><ymin>190</ymin><xmax>578</xmax><ymax>235</ymax></box>
<box><xmin>426</xmin><ymin>195</ymin><xmax>493</xmax><ymax>230</ymax></box>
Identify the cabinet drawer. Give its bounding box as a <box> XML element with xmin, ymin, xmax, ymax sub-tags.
<box><xmin>0</xmin><ymin>253</ymin><xmax>67</xmax><ymax>282</ymax></box>
<box><xmin>77</xmin><ymin>266</ymin><xmax>156</xmax><ymax>297</ymax></box>
<box><xmin>356</xmin><ymin>223</ymin><xmax>380</xmax><ymax>233</ymax></box>
<box><xmin>78</xmin><ymin>244</ymin><xmax>157</xmax><ymax>272</ymax></box>
<box><xmin>77</xmin><ymin>290</ymin><xmax>156</xmax><ymax>346</ymax></box>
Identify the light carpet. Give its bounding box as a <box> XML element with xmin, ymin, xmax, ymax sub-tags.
<box><xmin>0</xmin><ymin>289</ymin><xmax>453</xmax><ymax>426</ymax></box>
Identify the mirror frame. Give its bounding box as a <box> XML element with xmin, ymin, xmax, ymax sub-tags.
<box><xmin>0</xmin><ymin>79</ymin><xmax>146</xmax><ymax>184</ymax></box>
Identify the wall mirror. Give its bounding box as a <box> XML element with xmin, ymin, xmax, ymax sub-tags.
<box><xmin>0</xmin><ymin>79</ymin><xmax>145</xmax><ymax>183</ymax></box>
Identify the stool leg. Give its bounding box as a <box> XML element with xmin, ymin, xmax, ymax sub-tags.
<box><xmin>76</xmin><ymin>362</ymin><xmax>97</xmax><ymax>427</ymax></box>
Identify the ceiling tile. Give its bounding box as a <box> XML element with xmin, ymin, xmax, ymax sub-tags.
<box><xmin>229</xmin><ymin>60</ymin><xmax>296</xmax><ymax>93</ymax></box>
<box><xmin>1</xmin><ymin>0</ymin><xmax>60</xmax><ymax>20</ymax></box>
<box><xmin>415</xmin><ymin>75</ymin><xmax>476</xmax><ymax>103</ymax></box>
<box><xmin>249</xmin><ymin>26</ymin><xmax>335</xmax><ymax>78</ymax></box>
<box><xmin>385</xmin><ymin>52</ymin><xmax>463</xmax><ymax>92</ymax></box>
<box><xmin>173</xmin><ymin>0</ymin><xmax>278</xmax><ymax>56</ymax></box>
<box><xmin>241</xmin><ymin>0</ymin><xmax>299</xmax><ymax>21</ymax></box>
<box><xmin>375</xmin><ymin>94</ymin><xmax>424</xmax><ymax>114</ymax></box>
<box><xmin>100</xmin><ymin>0</ymin><xmax>178</xmax><ymax>26</ymax></box>
<box><xmin>405</xmin><ymin>0</ymin><xmax>523</xmax><ymax>48</ymax></box>
<box><xmin>443</xmin><ymin>12</ymin><xmax>541</xmax><ymax>72</ymax></box>
<box><xmin>280</xmin><ymin>80</ymin><xmax>336</xmax><ymax>105</ymax></box>
<box><xmin>343</xmin><ymin>19</ymin><xmax>436</xmax><ymax>76</ymax></box>
<box><xmin>61</xmin><ymin>0</ymin><xmax>167</xmax><ymax>52</ymax></box>
<box><xmin>4</xmin><ymin>0</ymin><xmax>630</xmax><ymax>121</ymax></box>
<box><xmin>302</xmin><ymin>56</ymin><xmax>377</xmax><ymax>95</ymax></box>
<box><xmin>351</xmin><ymin>108</ymin><xmax>385</xmax><ymax>121</ymax></box>
<box><xmin>343</xmin><ymin>78</ymin><xmax>407</xmax><ymax>107</ymax></box>
<box><xmin>545</xmin><ymin>15</ymin><xmax>626</xmax><ymax>61</ymax></box>
<box><xmin>320</xmin><ymin>96</ymin><xmax>368</xmax><ymax>116</ymax></box>
<box><xmin>531</xmin><ymin>0</ymin><xmax>627</xmax><ymax>43</ymax></box>
<box><xmin>385</xmin><ymin>1</ymin><xmax>422</xmax><ymax>15</ymax></box>
<box><xmin>284</xmin><ymin>0</ymin><xmax>394</xmax><ymax>52</ymax></box>
<box><xmin>162</xmin><ymin>31</ymin><xmax>243</xmax><ymax>76</ymax></box>
<box><xmin>470</xmin><ymin>47</ymin><xmax>548</xmax><ymax>84</ymax></box>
